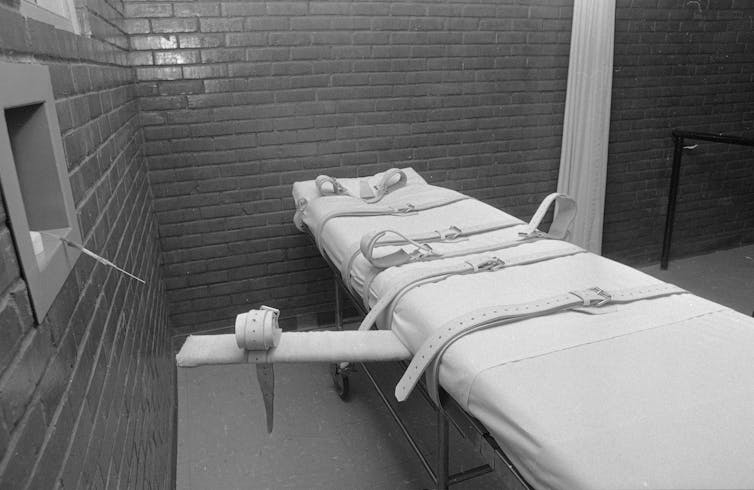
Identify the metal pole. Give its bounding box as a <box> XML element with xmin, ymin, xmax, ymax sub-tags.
<box><xmin>661</xmin><ymin>135</ymin><xmax>684</xmax><ymax>269</ymax></box>
<box><xmin>360</xmin><ymin>362</ymin><xmax>437</xmax><ymax>484</ymax></box>
<box><xmin>334</xmin><ymin>274</ymin><xmax>343</xmax><ymax>330</ymax></box>
<box><xmin>437</xmin><ymin>403</ymin><xmax>449</xmax><ymax>490</ymax></box>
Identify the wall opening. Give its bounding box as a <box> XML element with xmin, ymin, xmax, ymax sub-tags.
<box><xmin>0</xmin><ymin>61</ymin><xmax>81</xmax><ymax>321</ymax></box>
<box><xmin>5</xmin><ymin>103</ymin><xmax>71</xmax><ymax>268</ymax></box>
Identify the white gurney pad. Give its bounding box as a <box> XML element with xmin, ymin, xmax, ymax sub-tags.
<box><xmin>290</xmin><ymin>167</ymin><xmax>754</xmax><ymax>489</ymax></box>
<box><xmin>177</xmin><ymin>330</ymin><xmax>410</xmax><ymax>367</ymax></box>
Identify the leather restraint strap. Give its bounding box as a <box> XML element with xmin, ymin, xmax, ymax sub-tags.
<box><xmin>315</xmin><ymin>175</ymin><xmax>350</xmax><ymax>197</ymax></box>
<box><xmin>315</xmin><ymin>168</ymin><xmax>408</xmax><ymax>203</ymax></box>
<box><xmin>519</xmin><ymin>192</ymin><xmax>577</xmax><ymax>240</ymax></box>
<box><xmin>295</xmin><ymin>169</ymin><xmax>411</xmax><ymax>231</ymax></box>
<box><xmin>313</xmin><ymin>195</ymin><xmax>471</xmax><ymax>253</ymax></box>
<box><xmin>235</xmin><ymin>305</ymin><xmax>282</xmax><ymax>350</ymax></box>
<box><xmin>355</xmin><ymin>220</ymin><xmax>521</xmax><ymax>271</ymax></box>
<box><xmin>338</xmin><ymin>220</ymin><xmax>521</xmax><ymax>288</ymax></box>
<box><xmin>394</xmin><ymin>283</ymin><xmax>687</xmax><ymax>402</ymax></box>
<box><xmin>355</xmin><ymin>246</ymin><xmax>586</xmax><ymax>333</ymax></box>
<box><xmin>360</xmin><ymin>193</ymin><xmax>576</xmax><ymax>270</ymax></box>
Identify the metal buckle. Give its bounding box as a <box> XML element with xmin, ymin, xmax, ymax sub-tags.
<box><xmin>261</xmin><ymin>305</ymin><xmax>280</xmax><ymax>316</ymax></box>
<box><xmin>392</xmin><ymin>203</ymin><xmax>416</xmax><ymax>215</ymax></box>
<box><xmin>411</xmin><ymin>243</ymin><xmax>439</xmax><ymax>260</ymax></box>
<box><xmin>439</xmin><ymin>225</ymin><xmax>463</xmax><ymax>241</ymax></box>
<box><xmin>571</xmin><ymin>287</ymin><xmax>611</xmax><ymax>307</ymax></box>
<box><xmin>466</xmin><ymin>256</ymin><xmax>505</xmax><ymax>272</ymax></box>
<box><xmin>518</xmin><ymin>229</ymin><xmax>546</xmax><ymax>239</ymax></box>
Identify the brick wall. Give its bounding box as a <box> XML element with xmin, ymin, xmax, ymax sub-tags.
<box><xmin>124</xmin><ymin>0</ymin><xmax>574</xmax><ymax>334</ymax></box>
<box><xmin>604</xmin><ymin>0</ymin><xmax>754</xmax><ymax>264</ymax></box>
<box><xmin>0</xmin><ymin>4</ymin><xmax>172</xmax><ymax>489</ymax></box>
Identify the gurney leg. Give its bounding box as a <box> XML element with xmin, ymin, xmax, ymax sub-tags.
<box><xmin>330</xmin><ymin>362</ymin><xmax>350</xmax><ymax>400</ymax></box>
<box><xmin>331</xmin><ymin>274</ymin><xmax>351</xmax><ymax>400</ymax></box>
<box><xmin>255</xmin><ymin>363</ymin><xmax>275</xmax><ymax>433</ymax></box>
<box><xmin>334</xmin><ymin>273</ymin><xmax>343</xmax><ymax>330</ymax></box>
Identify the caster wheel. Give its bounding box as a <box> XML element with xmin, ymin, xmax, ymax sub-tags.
<box><xmin>330</xmin><ymin>363</ymin><xmax>350</xmax><ymax>401</ymax></box>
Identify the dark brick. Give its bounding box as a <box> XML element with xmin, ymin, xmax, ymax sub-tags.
<box><xmin>124</xmin><ymin>3</ymin><xmax>173</xmax><ymax>18</ymax></box>
<box><xmin>158</xmin><ymin>80</ymin><xmax>204</xmax><ymax>95</ymax></box>
<box><xmin>130</xmin><ymin>34</ymin><xmax>179</xmax><ymax>50</ymax></box>
<box><xmin>0</xmin><ymin>327</ymin><xmax>53</xmax><ymax>426</ymax></box>
<box><xmin>136</xmin><ymin>66</ymin><xmax>183</xmax><ymax>81</ymax></box>
<box><xmin>0</xmin><ymin>11</ymin><xmax>27</xmax><ymax>53</ymax></box>
<box><xmin>0</xmin><ymin>295</ymin><xmax>23</xmax><ymax>374</ymax></box>
<box><xmin>27</xmin><ymin>18</ymin><xmax>60</xmax><ymax>58</ymax></box>
<box><xmin>0</xmin><ymin>404</ymin><xmax>46</xmax><ymax>488</ymax></box>
<box><xmin>266</xmin><ymin>2</ymin><xmax>308</xmax><ymax>15</ymax></box>
<box><xmin>199</xmin><ymin>17</ymin><xmax>244</xmax><ymax>32</ymax></box>
<box><xmin>174</xmin><ymin>2</ymin><xmax>221</xmax><ymax>17</ymax></box>
<box><xmin>123</xmin><ymin>18</ymin><xmax>150</xmax><ymax>35</ymax></box>
<box><xmin>154</xmin><ymin>50</ymin><xmax>200</xmax><ymax>65</ymax></box>
<box><xmin>127</xmin><ymin>51</ymin><xmax>154</xmax><ymax>66</ymax></box>
<box><xmin>0</xmin><ymin>229</ymin><xmax>19</xmax><ymax>294</ymax></box>
<box><xmin>225</xmin><ymin>32</ymin><xmax>266</xmax><ymax>47</ymax></box>
<box><xmin>151</xmin><ymin>18</ymin><xmax>198</xmax><ymax>34</ymax></box>
<box><xmin>49</xmin><ymin>63</ymin><xmax>75</xmax><ymax>98</ymax></box>
<box><xmin>182</xmin><ymin>64</ymin><xmax>228</xmax><ymax>79</ymax></box>
<box><xmin>221</xmin><ymin>2</ymin><xmax>266</xmax><ymax>16</ymax></box>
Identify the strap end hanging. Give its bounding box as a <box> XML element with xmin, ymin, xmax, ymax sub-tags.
<box><xmin>359</xmin><ymin>180</ymin><xmax>376</xmax><ymax>199</ymax></box>
<box><xmin>255</xmin><ymin>363</ymin><xmax>275</xmax><ymax>433</ymax></box>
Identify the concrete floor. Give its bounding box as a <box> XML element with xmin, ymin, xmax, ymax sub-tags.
<box><xmin>640</xmin><ymin>244</ymin><xmax>754</xmax><ymax>316</ymax></box>
<box><xmin>176</xmin><ymin>245</ymin><xmax>754</xmax><ymax>490</ymax></box>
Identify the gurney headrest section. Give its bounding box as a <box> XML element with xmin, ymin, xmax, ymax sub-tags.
<box><xmin>315</xmin><ymin>168</ymin><xmax>408</xmax><ymax>203</ymax></box>
<box><xmin>235</xmin><ymin>305</ymin><xmax>282</xmax><ymax>351</ymax></box>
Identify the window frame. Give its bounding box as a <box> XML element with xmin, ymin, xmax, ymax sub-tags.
<box><xmin>0</xmin><ymin>61</ymin><xmax>82</xmax><ymax>321</ymax></box>
<box><xmin>17</xmin><ymin>0</ymin><xmax>80</xmax><ymax>34</ymax></box>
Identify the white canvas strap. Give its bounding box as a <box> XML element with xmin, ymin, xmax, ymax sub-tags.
<box><xmin>338</xmin><ymin>219</ymin><xmax>521</xmax><ymax>289</ymax></box>
<box><xmin>395</xmin><ymin>283</ymin><xmax>687</xmax><ymax>402</ymax></box>
<box><xmin>356</xmin><ymin>246</ymin><xmax>586</xmax><ymax>334</ymax></box>
<box><xmin>357</xmin><ymin>220</ymin><xmax>521</xmax><ymax>271</ymax></box>
<box><xmin>520</xmin><ymin>192</ymin><xmax>577</xmax><ymax>240</ymax></box>
<box><xmin>313</xmin><ymin>195</ymin><xmax>470</xmax><ymax>254</ymax></box>
<box><xmin>359</xmin><ymin>193</ymin><xmax>576</xmax><ymax>270</ymax></box>
<box><xmin>315</xmin><ymin>168</ymin><xmax>408</xmax><ymax>203</ymax></box>
<box><xmin>234</xmin><ymin>305</ymin><xmax>281</xmax><ymax>350</ymax></box>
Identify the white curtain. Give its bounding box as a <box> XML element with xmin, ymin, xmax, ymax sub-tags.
<box><xmin>557</xmin><ymin>0</ymin><xmax>616</xmax><ymax>254</ymax></box>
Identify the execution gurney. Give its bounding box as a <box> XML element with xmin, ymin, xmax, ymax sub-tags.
<box><xmin>177</xmin><ymin>168</ymin><xmax>754</xmax><ymax>489</ymax></box>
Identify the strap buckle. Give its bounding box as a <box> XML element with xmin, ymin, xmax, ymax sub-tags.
<box><xmin>518</xmin><ymin>229</ymin><xmax>547</xmax><ymax>239</ymax></box>
<box><xmin>466</xmin><ymin>257</ymin><xmax>505</xmax><ymax>272</ymax></box>
<box><xmin>261</xmin><ymin>305</ymin><xmax>280</xmax><ymax>317</ymax></box>
<box><xmin>413</xmin><ymin>243</ymin><xmax>439</xmax><ymax>260</ymax></box>
<box><xmin>393</xmin><ymin>203</ymin><xmax>416</xmax><ymax>215</ymax></box>
<box><xmin>571</xmin><ymin>287</ymin><xmax>611</xmax><ymax>307</ymax></box>
<box><xmin>437</xmin><ymin>225</ymin><xmax>463</xmax><ymax>241</ymax></box>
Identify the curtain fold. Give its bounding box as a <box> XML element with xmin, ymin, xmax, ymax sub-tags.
<box><xmin>557</xmin><ymin>0</ymin><xmax>616</xmax><ymax>254</ymax></box>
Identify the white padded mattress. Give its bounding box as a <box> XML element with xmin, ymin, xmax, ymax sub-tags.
<box><xmin>293</xmin><ymin>170</ymin><xmax>754</xmax><ymax>490</ymax></box>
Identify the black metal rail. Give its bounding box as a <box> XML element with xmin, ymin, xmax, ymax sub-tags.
<box><xmin>661</xmin><ymin>130</ymin><xmax>754</xmax><ymax>269</ymax></box>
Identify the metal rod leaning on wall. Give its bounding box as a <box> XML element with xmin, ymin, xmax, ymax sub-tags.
<box><xmin>660</xmin><ymin>133</ymin><xmax>684</xmax><ymax>270</ymax></box>
<box><xmin>661</xmin><ymin>129</ymin><xmax>754</xmax><ymax>270</ymax></box>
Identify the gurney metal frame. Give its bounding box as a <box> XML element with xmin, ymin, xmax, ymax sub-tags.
<box><xmin>310</xmin><ymin>229</ymin><xmax>533</xmax><ymax>490</ymax></box>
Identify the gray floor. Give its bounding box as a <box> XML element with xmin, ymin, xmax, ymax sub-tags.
<box><xmin>177</xmin><ymin>245</ymin><xmax>754</xmax><ymax>490</ymax></box>
<box><xmin>640</xmin><ymin>244</ymin><xmax>754</xmax><ymax>316</ymax></box>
